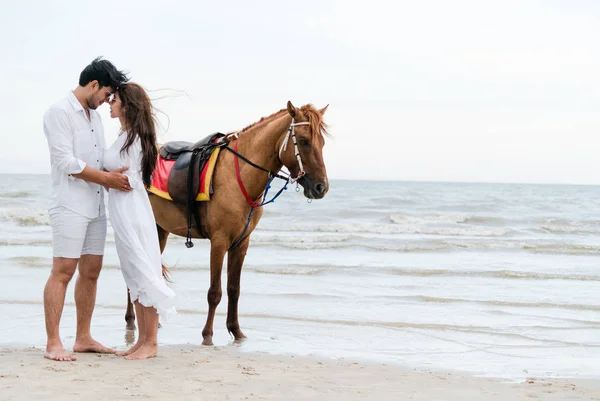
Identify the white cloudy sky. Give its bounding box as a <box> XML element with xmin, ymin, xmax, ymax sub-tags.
<box><xmin>1</xmin><ymin>0</ymin><xmax>599</xmax><ymax>184</ymax></box>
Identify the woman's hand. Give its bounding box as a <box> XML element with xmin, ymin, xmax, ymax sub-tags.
<box><xmin>103</xmin><ymin>167</ymin><xmax>132</xmax><ymax>192</ymax></box>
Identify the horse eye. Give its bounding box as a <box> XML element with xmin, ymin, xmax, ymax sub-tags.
<box><xmin>299</xmin><ymin>138</ymin><xmax>310</xmax><ymax>146</ymax></box>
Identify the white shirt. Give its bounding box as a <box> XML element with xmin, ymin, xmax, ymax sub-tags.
<box><xmin>43</xmin><ymin>91</ymin><xmax>106</xmax><ymax>218</ymax></box>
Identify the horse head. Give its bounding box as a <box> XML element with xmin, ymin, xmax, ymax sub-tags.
<box><xmin>280</xmin><ymin>101</ymin><xmax>330</xmax><ymax>199</ymax></box>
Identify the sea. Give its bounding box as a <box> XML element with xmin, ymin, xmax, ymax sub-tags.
<box><xmin>1</xmin><ymin>173</ymin><xmax>599</xmax><ymax>380</ymax></box>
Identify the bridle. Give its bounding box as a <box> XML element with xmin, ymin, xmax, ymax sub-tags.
<box><xmin>278</xmin><ymin>119</ymin><xmax>310</xmax><ymax>183</ymax></box>
<box><xmin>224</xmin><ymin>118</ymin><xmax>313</xmax><ymax>250</ymax></box>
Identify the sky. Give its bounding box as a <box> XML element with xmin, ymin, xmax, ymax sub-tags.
<box><xmin>0</xmin><ymin>0</ymin><xmax>599</xmax><ymax>184</ymax></box>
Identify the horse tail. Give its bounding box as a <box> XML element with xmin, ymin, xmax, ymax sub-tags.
<box><xmin>161</xmin><ymin>256</ymin><xmax>173</xmax><ymax>283</ymax></box>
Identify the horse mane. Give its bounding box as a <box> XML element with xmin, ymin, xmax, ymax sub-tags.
<box><xmin>238</xmin><ymin>109</ymin><xmax>287</xmax><ymax>134</ymax></box>
<box><xmin>237</xmin><ymin>104</ymin><xmax>329</xmax><ymax>141</ymax></box>
<box><xmin>300</xmin><ymin>104</ymin><xmax>329</xmax><ymax>141</ymax></box>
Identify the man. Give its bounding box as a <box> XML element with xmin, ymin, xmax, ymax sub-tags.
<box><xmin>43</xmin><ymin>57</ymin><xmax>131</xmax><ymax>361</ymax></box>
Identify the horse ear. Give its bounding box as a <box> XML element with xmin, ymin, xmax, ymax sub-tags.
<box><xmin>287</xmin><ymin>100</ymin><xmax>297</xmax><ymax>118</ymax></box>
<box><xmin>318</xmin><ymin>104</ymin><xmax>329</xmax><ymax>115</ymax></box>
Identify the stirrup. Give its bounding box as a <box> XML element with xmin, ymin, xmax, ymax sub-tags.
<box><xmin>185</xmin><ymin>230</ymin><xmax>194</xmax><ymax>248</ymax></box>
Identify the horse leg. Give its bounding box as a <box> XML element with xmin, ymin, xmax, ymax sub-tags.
<box><xmin>125</xmin><ymin>290</ymin><xmax>136</xmax><ymax>330</ymax></box>
<box><xmin>226</xmin><ymin>237</ymin><xmax>250</xmax><ymax>341</ymax></box>
<box><xmin>156</xmin><ymin>224</ymin><xmax>170</xmax><ymax>280</ymax></box>
<box><xmin>157</xmin><ymin>224</ymin><xmax>170</xmax><ymax>329</ymax></box>
<box><xmin>201</xmin><ymin>240</ymin><xmax>227</xmax><ymax>346</ymax></box>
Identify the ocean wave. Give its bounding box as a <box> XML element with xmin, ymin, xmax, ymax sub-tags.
<box><xmin>541</xmin><ymin>218</ymin><xmax>600</xmax><ymax>226</ymax></box>
<box><xmin>138</xmin><ymin>263</ymin><xmax>325</xmax><ymax>276</ymax></box>
<box><xmin>389</xmin><ymin>214</ymin><xmax>508</xmax><ymax>225</ymax></box>
<box><xmin>441</xmin><ymin>239</ymin><xmax>600</xmax><ymax>255</ymax></box>
<box><xmin>249</xmin><ymin>240</ymin><xmax>450</xmax><ymax>253</ymax></box>
<box><xmin>160</xmin><ymin>264</ymin><xmax>325</xmax><ymax>276</ymax></box>
<box><xmin>534</xmin><ymin>217</ymin><xmax>600</xmax><ymax>235</ymax></box>
<box><xmin>8</xmin><ymin>257</ymin><xmax>123</xmax><ymax>270</ymax></box>
<box><xmin>9</xmin><ymin>257</ymin><xmax>341</xmax><ymax>277</ymax></box>
<box><xmin>0</xmin><ymin>208</ymin><xmax>50</xmax><ymax>226</ymax></box>
<box><xmin>409</xmin><ymin>295</ymin><xmax>600</xmax><ymax>312</ymax></box>
<box><xmin>256</xmin><ymin>239</ymin><xmax>600</xmax><ymax>255</ymax></box>
<box><xmin>0</xmin><ymin>191</ymin><xmax>36</xmax><ymax>199</ymax></box>
<box><xmin>388</xmin><ymin>214</ymin><xmax>600</xmax><ymax>237</ymax></box>
<box><xmin>252</xmin><ymin>234</ymin><xmax>356</xmax><ymax>244</ymax></box>
<box><xmin>523</xmin><ymin>243</ymin><xmax>600</xmax><ymax>255</ymax></box>
<box><xmin>257</xmin><ymin>222</ymin><xmax>511</xmax><ymax>237</ymax></box>
<box><xmin>390</xmin><ymin>213</ymin><xmax>478</xmax><ymax>224</ymax></box>
<box><xmin>0</xmin><ymin>238</ymin><xmax>52</xmax><ymax>246</ymax></box>
<box><xmin>10</xmin><ymin>256</ymin><xmax>49</xmax><ymax>268</ymax></box>
<box><xmin>385</xmin><ymin>268</ymin><xmax>600</xmax><ymax>282</ymax></box>
<box><xmin>252</xmin><ymin>267</ymin><xmax>324</xmax><ymax>275</ymax></box>
<box><xmin>250</xmin><ymin>236</ymin><xmax>600</xmax><ymax>256</ymax></box>
<box><xmin>0</xmin><ymin>236</ymin><xmax>117</xmax><ymax>247</ymax></box>
<box><xmin>539</xmin><ymin>224</ymin><xmax>600</xmax><ymax>235</ymax></box>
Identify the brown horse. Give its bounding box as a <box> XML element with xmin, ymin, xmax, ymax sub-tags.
<box><xmin>124</xmin><ymin>101</ymin><xmax>330</xmax><ymax>346</ymax></box>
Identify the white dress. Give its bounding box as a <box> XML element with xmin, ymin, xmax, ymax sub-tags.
<box><xmin>104</xmin><ymin>132</ymin><xmax>176</xmax><ymax>320</ymax></box>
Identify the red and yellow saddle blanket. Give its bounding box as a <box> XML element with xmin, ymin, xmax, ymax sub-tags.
<box><xmin>148</xmin><ymin>147</ymin><xmax>221</xmax><ymax>202</ymax></box>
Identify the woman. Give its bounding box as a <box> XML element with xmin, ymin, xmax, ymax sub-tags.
<box><xmin>105</xmin><ymin>83</ymin><xmax>176</xmax><ymax>360</ymax></box>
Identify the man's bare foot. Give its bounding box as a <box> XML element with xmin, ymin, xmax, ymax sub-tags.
<box><xmin>44</xmin><ymin>346</ymin><xmax>77</xmax><ymax>362</ymax></box>
<box><xmin>117</xmin><ymin>342</ymin><xmax>143</xmax><ymax>357</ymax></box>
<box><xmin>124</xmin><ymin>344</ymin><xmax>158</xmax><ymax>360</ymax></box>
<box><xmin>73</xmin><ymin>338</ymin><xmax>115</xmax><ymax>354</ymax></box>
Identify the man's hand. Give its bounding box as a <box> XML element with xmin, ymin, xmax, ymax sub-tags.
<box><xmin>103</xmin><ymin>167</ymin><xmax>132</xmax><ymax>192</ymax></box>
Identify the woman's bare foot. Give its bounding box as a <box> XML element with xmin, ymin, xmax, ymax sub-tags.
<box><xmin>124</xmin><ymin>344</ymin><xmax>158</xmax><ymax>360</ymax></box>
<box><xmin>73</xmin><ymin>338</ymin><xmax>115</xmax><ymax>354</ymax></box>
<box><xmin>44</xmin><ymin>345</ymin><xmax>77</xmax><ymax>362</ymax></box>
<box><xmin>117</xmin><ymin>341</ymin><xmax>144</xmax><ymax>357</ymax></box>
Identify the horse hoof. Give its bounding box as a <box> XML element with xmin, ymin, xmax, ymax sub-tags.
<box><xmin>202</xmin><ymin>337</ymin><xmax>213</xmax><ymax>346</ymax></box>
<box><xmin>126</xmin><ymin>323</ymin><xmax>136</xmax><ymax>331</ymax></box>
<box><xmin>231</xmin><ymin>331</ymin><xmax>247</xmax><ymax>342</ymax></box>
<box><xmin>227</xmin><ymin>326</ymin><xmax>246</xmax><ymax>340</ymax></box>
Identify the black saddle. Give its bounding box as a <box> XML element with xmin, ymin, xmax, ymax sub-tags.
<box><xmin>160</xmin><ymin>134</ymin><xmax>220</xmax><ymax>160</ymax></box>
<box><xmin>159</xmin><ymin>132</ymin><xmax>226</xmax><ymax>248</ymax></box>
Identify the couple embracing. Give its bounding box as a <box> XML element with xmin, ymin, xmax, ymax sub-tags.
<box><xmin>42</xmin><ymin>57</ymin><xmax>175</xmax><ymax>361</ymax></box>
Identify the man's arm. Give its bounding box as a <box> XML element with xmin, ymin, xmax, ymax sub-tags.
<box><xmin>43</xmin><ymin>108</ymin><xmax>131</xmax><ymax>191</ymax></box>
<box><xmin>73</xmin><ymin>166</ymin><xmax>131</xmax><ymax>191</ymax></box>
<box><xmin>43</xmin><ymin>108</ymin><xmax>87</xmax><ymax>176</ymax></box>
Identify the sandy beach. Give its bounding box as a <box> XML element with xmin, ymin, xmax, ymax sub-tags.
<box><xmin>0</xmin><ymin>346</ymin><xmax>598</xmax><ymax>401</ymax></box>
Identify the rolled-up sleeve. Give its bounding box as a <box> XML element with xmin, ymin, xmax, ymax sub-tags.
<box><xmin>43</xmin><ymin>108</ymin><xmax>86</xmax><ymax>175</ymax></box>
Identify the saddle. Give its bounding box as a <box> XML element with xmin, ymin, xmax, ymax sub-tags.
<box><xmin>158</xmin><ymin>132</ymin><xmax>226</xmax><ymax>247</ymax></box>
<box><xmin>159</xmin><ymin>136</ymin><xmax>216</xmax><ymax>160</ymax></box>
<box><xmin>162</xmin><ymin>134</ymin><xmax>223</xmax><ymax>203</ymax></box>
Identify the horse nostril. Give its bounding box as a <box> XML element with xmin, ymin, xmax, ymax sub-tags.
<box><xmin>315</xmin><ymin>182</ymin><xmax>326</xmax><ymax>194</ymax></box>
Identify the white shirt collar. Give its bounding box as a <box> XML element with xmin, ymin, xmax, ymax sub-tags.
<box><xmin>67</xmin><ymin>91</ymin><xmax>86</xmax><ymax>114</ymax></box>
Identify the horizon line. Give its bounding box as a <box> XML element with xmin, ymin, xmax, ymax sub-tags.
<box><xmin>1</xmin><ymin>172</ymin><xmax>598</xmax><ymax>187</ymax></box>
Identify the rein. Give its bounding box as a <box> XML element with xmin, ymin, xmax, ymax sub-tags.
<box><xmin>224</xmin><ymin>119</ymin><xmax>309</xmax><ymax>249</ymax></box>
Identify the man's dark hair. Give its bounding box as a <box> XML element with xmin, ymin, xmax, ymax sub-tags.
<box><xmin>79</xmin><ymin>56</ymin><xmax>129</xmax><ymax>89</ymax></box>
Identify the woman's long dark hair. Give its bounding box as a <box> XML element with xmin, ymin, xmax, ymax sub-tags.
<box><xmin>117</xmin><ymin>83</ymin><xmax>157</xmax><ymax>188</ymax></box>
